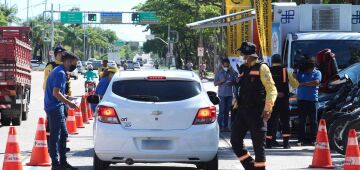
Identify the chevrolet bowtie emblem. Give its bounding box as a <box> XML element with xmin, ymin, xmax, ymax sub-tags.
<box><xmin>152</xmin><ymin>111</ymin><xmax>163</xmax><ymax>116</ymax></box>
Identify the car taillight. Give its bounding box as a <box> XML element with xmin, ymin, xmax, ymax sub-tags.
<box><xmin>97</xmin><ymin>106</ymin><xmax>120</xmax><ymax>124</ymax></box>
<box><xmin>193</xmin><ymin>106</ymin><xmax>216</xmax><ymax>125</ymax></box>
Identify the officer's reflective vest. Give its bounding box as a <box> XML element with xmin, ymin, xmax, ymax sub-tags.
<box><xmin>270</xmin><ymin>66</ymin><xmax>290</xmax><ymax>98</ymax></box>
<box><xmin>237</xmin><ymin>62</ymin><xmax>266</xmax><ymax>108</ymax></box>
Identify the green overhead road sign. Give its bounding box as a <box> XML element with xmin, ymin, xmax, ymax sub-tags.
<box><xmin>139</xmin><ymin>12</ymin><xmax>160</xmax><ymax>24</ymax></box>
<box><xmin>61</xmin><ymin>12</ymin><xmax>83</xmax><ymax>23</ymax></box>
<box><xmin>114</xmin><ymin>41</ymin><xmax>125</xmax><ymax>45</ymax></box>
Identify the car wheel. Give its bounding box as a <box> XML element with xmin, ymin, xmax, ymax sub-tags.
<box><xmin>93</xmin><ymin>153</ymin><xmax>110</xmax><ymax>170</ymax></box>
<box><xmin>1</xmin><ymin>115</ymin><xmax>11</xmax><ymax>126</ymax></box>
<box><xmin>203</xmin><ymin>154</ymin><xmax>218</xmax><ymax>170</ymax></box>
<box><xmin>196</xmin><ymin>163</ymin><xmax>205</xmax><ymax>169</ymax></box>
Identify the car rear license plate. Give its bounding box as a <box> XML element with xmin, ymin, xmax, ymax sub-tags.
<box><xmin>141</xmin><ymin>140</ymin><xmax>172</xmax><ymax>150</ymax></box>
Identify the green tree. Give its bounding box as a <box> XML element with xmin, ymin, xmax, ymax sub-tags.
<box><xmin>0</xmin><ymin>4</ymin><xmax>19</xmax><ymax>26</ymax></box>
<box><xmin>135</xmin><ymin>0</ymin><xmax>221</xmax><ymax>68</ymax></box>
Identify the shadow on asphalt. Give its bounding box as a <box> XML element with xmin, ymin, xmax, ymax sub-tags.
<box><xmin>76</xmin><ymin>165</ymin><xmax>197</xmax><ymax>170</ymax></box>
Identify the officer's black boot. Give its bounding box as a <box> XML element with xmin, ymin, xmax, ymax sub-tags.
<box><xmin>241</xmin><ymin>157</ymin><xmax>255</xmax><ymax>170</ymax></box>
<box><xmin>265</xmin><ymin>138</ymin><xmax>272</xmax><ymax>149</ymax></box>
<box><xmin>283</xmin><ymin>137</ymin><xmax>291</xmax><ymax>149</ymax></box>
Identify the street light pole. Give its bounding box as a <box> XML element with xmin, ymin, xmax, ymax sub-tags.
<box><xmin>50</xmin><ymin>3</ymin><xmax>54</xmax><ymax>50</ymax></box>
<box><xmin>27</xmin><ymin>0</ymin><xmax>29</xmax><ymax>25</ymax></box>
<box><xmin>167</xmin><ymin>25</ymin><xmax>171</xmax><ymax>69</ymax></box>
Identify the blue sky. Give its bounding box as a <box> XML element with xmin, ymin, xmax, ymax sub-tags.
<box><xmin>5</xmin><ymin>0</ymin><xmax>149</xmax><ymax>42</ymax></box>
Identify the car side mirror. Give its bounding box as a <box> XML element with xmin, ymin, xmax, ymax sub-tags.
<box><xmin>207</xmin><ymin>91</ymin><xmax>220</xmax><ymax>105</ymax></box>
<box><xmin>87</xmin><ymin>95</ymin><xmax>100</xmax><ymax>104</ymax></box>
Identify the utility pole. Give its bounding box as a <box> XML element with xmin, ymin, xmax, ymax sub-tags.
<box><xmin>167</xmin><ymin>25</ymin><xmax>171</xmax><ymax>69</ymax></box>
<box><xmin>50</xmin><ymin>4</ymin><xmax>54</xmax><ymax>50</ymax></box>
<box><xmin>83</xmin><ymin>15</ymin><xmax>86</xmax><ymax>60</ymax></box>
<box><xmin>27</xmin><ymin>0</ymin><xmax>29</xmax><ymax>25</ymax></box>
<box><xmin>220</xmin><ymin>0</ymin><xmax>225</xmax><ymax>57</ymax></box>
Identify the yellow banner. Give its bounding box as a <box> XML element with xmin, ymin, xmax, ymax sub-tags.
<box><xmin>254</xmin><ymin>0</ymin><xmax>272</xmax><ymax>57</ymax></box>
<box><xmin>226</xmin><ymin>0</ymin><xmax>252</xmax><ymax>57</ymax></box>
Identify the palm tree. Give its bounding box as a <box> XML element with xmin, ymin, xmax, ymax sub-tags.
<box><xmin>0</xmin><ymin>4</ymin><xmax>19</xmax><ymax>25</ymax></box>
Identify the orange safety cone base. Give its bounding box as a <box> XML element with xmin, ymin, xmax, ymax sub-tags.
<box><xmin>309</xmin><ymin>165</ymin><xmax>335</xmax><ymax>169</ymax></box>
<box><xmin>26</xmin><ymin>162</ymin><xmax>51</xmax><ymax>166</ymax></box>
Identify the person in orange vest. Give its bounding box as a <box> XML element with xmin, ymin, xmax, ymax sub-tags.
<box><xmin>232</xmin><ymin>42</ymin><xmax>277</xmax><ymax>170</ymax></box>
<box><xmin>266</xmin><ymin>54</ymin><xmax>299</xmax><ymax>149</ymax></box>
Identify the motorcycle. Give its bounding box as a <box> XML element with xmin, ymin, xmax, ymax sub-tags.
<box><xmin>327</xmin><ymin>87</ymin><xmax>360</xmax><ymax>154</ymax></box>
<box><xmin>85</xmin><ymin>81</ymin><xmax>96</xmax><ymax>93</ymax></box>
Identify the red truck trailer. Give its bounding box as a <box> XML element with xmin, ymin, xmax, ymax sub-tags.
<box><xmin>0</xmin><ymin>27</ymin><xmax>32</xmax><ymax>126</ymax></box>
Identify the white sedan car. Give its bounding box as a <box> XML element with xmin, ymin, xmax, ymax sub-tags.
<box><xmin>90</xmin><ymin>70</ymin><xmax>219</xmax><ymax>170</ymax></box>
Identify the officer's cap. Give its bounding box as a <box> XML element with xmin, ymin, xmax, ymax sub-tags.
<box><xmin>237</xmin><ymin>42</ymin><xmax>256</xmax><ymax>56</ymax></box>
<box><xmin>271</xmin><ymin>54</ymin><xmax>282</xmax><ymax>63</ymax></box>
<box><xmin>54</xmin><ymin>46</ymin><xmax>66</xmax><ymax>55</ymax></box>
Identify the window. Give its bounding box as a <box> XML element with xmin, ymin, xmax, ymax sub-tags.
<box><xmin>112</xmin><ymin>80</ymin><xmax>201</xmax><ymax>102</ymax></box>
<box><xmin>291</xmin><ymin>40</ymin><xmax>360</xmax><ymax>69</ymax></box>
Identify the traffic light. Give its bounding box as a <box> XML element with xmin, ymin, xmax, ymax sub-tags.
<box><xmin>132</xmin><ymin>13</ymin><xmax>140</xmax><ymax>22</ymax></box>
<box><xmin>88</xmin><ymin>14</ymin><xmax>97</xmax><ymax>21</ymax></box>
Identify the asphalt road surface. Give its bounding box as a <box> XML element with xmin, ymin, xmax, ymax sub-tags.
<box><xmin>0</xmin><ymin>66</ymin><xmax>346</xmax><ymax>170</ymax></box>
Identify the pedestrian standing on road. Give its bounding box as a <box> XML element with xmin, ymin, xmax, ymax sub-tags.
<box><xmin>98</xmin><ymin>59</ymin><xmax>108</xmax><ymax>80</ymax></box>
<box><xmin>296</xmin><ymin>55</ymin><xmax>322</xmax><ymax>146</ymax></box>
<box><xmin>214</xmin><ymin>58</ymin><xmax>237</xmax><ymax>132</ymax></box>
<box><xmin>44</xmin><ymin>52</ymin><xmax>79</xmax><ymax>170</ymax></box>
<box><xmin>91</xmin><ymin>66</ymin><xmax>119</xmax><ymax>112</ymax></box>
<box><xmin>231</xmin><ymin>42</ymin><xmax>277</xmax><ymax>170</ymax></box>
<box><xmin>266</xmin><ymin>54</ymin><xmax>299</xmax><ymax>149</ymax></box>
<box><xmin>186</xmin><ymin>61</ymin><xmax>193</xmax><ymax>71</ymax></box>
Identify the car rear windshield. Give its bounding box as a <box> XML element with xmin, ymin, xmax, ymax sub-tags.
<box><xmin>112</xmin><ymin>80</ymin><xmax>201</xmax><ymax>102</ymax></box>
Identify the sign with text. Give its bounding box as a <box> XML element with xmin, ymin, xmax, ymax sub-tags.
<box><xmin>101</xmin><ymin>12</ymin><xmax>122</xmax><ymax>24</ymax></box>
<box><xmin>139</xmin><ymin>12</ymin><xmax>160</xmax><ymax>24</ymax></box>
<box><xmin>60</xmin><ymin>12</ymin><xmax>83</xmax><ymax>23</ymax></box>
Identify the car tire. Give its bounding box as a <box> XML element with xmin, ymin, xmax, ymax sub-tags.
<box><xmin>202</xmin><ymin>154</ymin><xmax>218</xmax><ymax>170</ymax></box>
<box><xmin>93</xmin><ymin>153</ymin><xmax>110</xmax><ymax>170</ymax></box>
<box><xmin>1</xmin><ymin>115</ymin><xmax>11</xmax><ymax>126</ymax></box>
<box><xmin>22</xmin><ymin>105</ymin><xmax>28</xmax><ymax>121</ymax></box>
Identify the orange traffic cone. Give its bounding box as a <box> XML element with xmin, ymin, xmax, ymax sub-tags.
<box><xmin>75</xmin><ymin>107</ymin><xmax>85</xmax><ymax>128</ymax></box>
<box><xmin>2</xmin><ymin>127</ymin><xmax>23</xmax><ymax>170</ymax></box>
<box><xmin>26</xmin><ymin>117</ymin><xmax>51</xmax><ymax>166</ymax></box>
<box><xmin>66</xmin><ymin>109</ymin><xmax>78</xmax><ymax>135</ymax></box>
<box><xmin>309</xmin><ymin>119</ymin><xmax>334</xmax><ymax>169</ymax></box>
<box><xmin>344</xmin><ymin>129</ymin><xmax>360</xmax><ymax>170</ymax></box>
<box><xmin>81</xmin><ymin>95</ymin><xmax>90</xmax><ymax>124</ymax></box>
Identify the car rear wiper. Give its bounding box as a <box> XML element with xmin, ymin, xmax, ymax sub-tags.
<box><xmin>127</xmin><ymin>95</ymin><xmax>160</xmax><ymax>102</ymax></box>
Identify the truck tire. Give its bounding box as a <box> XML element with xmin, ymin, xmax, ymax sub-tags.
<box><xmin>2</xmin><ymin>108</ymin><xmax>22</xmax><ymax>126</ymax></box>
<box><xmin>1</xmin><ymin>115</ymin><xmax>11</xmax><ymax>126</ymax></box>
<box><xmin>22</xmin><ymin>104</ymin><xmax>29</xmax><ymax>121</ymax></box>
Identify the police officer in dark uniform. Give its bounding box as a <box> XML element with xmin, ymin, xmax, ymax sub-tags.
<box><xmin>266</xmin><ymin>54</ymin><xmax>299</xmax><ymax>149</ymax></box>
<box><xmin>231</xmin><ymin>42</ymin><xmax>277</xmax><ymax>170</ymax></box>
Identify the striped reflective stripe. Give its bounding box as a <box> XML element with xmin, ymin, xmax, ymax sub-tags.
<box><xmin>67</xmin><ymin>116</ymin><xmax>76</xmax><ymax>121</ymax></box>
<box><xmin>282</xmin><ymin>68</ymin><xmax>286</xmax><ymax>83</ymax></box>
<box><xmin>239</xmin><ymin>152</ymin><xmax>251</xmax><ymax>161</ymax></box>
<box><xmin>37</xmin><ymin>124</ymin><xmax>46</xmax><ymax>131</ymax></box>
<box><xmin>315</xmin><ymin>142</ymin><xmax>329</xmax><ymax>149</ymax></box>
<box><xmin>34</xmin><ymin>140</ymin><xmax>47</xmax><ymax>148</ymax></box>
<box><xmin>4</xmin><ymin>153</ymin><xmax>20</xmax><ymax>162</ymax></box>
<box><xmin>318</xmin><ymin>125</ymin><xmax>326</xmax><ymax>132</ymax></box>
<box><xmin>249</xmin><ymin>70</ymin><xmax>260</xmax><ymax>76</ymax></box>
<box><xmin>347</xmin><ymin>137</ymin><xmax>359</xmax><ymax>146</ymax></box>
<box><xmin>7</xmin><ymin>135</ymin><xmax>17</xmax><ymax>143</ymax></box>
<box><xmin>283</xmin><ymin>134</ymin><xmax>291</xmax><ymax>137</ymax></box>
<box><xmin>344</xmin><ymin>157</ymin><xmax>360</xmax><ymax>165</ymax></box>
<box><xmin>254</xmin><ymin>162</ymin><xmax>266</xmax><ymax>167</ymax></box>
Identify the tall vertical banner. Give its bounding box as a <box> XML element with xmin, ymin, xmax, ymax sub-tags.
<box><xmin>254</xmin><ymin>0</ymin><xmax>272</xmax><ymax>62</ymax></box>
<box><xmin>226</xmin><ymin>0</ymin><xmax>252</xmax><ymax>58</ymax></box>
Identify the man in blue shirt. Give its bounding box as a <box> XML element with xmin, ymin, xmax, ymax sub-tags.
<box><xmin>214</xmin><ymin>58</ymin><xmax>237</xmax><ymax>132</ymax></box>
<box><xmin>296</xmin><ymin>55</ymin><xmax>322</xmax><ymax>145</ymax></box>
<box><xmin>44</xmin><ymin>52</ymin><xmax>79</xmax><ymax>170</ymax></box>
